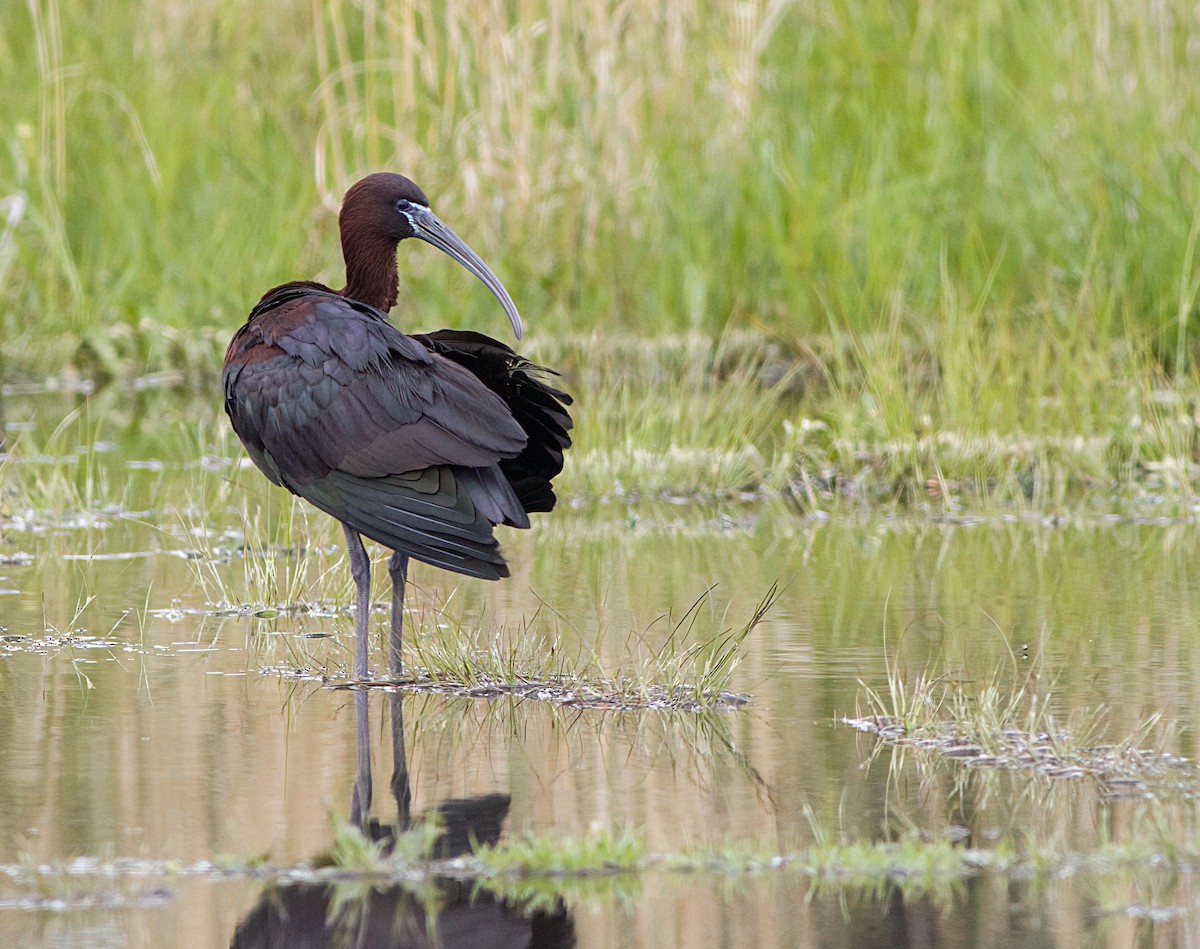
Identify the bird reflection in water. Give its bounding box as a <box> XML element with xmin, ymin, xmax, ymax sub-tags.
<box><xmin>230</xmin><ymin>688</ymin><xmax>575</xmax><ymax>948</ymax></box>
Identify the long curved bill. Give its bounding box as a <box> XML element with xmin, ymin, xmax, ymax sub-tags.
<box><xmin>409</xmin><ymin>205</ymin><xmax>524</xmax><ymax>340</ymax></box>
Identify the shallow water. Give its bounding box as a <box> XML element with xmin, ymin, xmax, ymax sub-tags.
<box><xmin>3</xmin><ymin>386</ymin><xmax>1200</xmax><ymax>946</ymax></box>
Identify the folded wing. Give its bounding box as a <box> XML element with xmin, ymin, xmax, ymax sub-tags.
<box><xmin>222</xmin><ymin>286</ymin><xmax>535</xmax><ymax>578</ymax></box>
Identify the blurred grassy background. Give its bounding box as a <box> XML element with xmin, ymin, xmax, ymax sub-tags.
<box><xmin>2</xmin><ymin>0</ymin><xmax>1200</xmax><ymax>496</ymax></box>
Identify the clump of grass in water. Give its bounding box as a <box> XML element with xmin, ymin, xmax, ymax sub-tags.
<box><xmin>319</xmin><ymin>821</ymin><xmax>643</xmax><ymax>918</ymax></box>
<box><xmin>606</xmin><ymin>583</ymin><xmax>779</xmax><ymax>709</ymax></box>
<box><xmin>845</xmin><ymin>642</ymin><xmax>1183</xmax><ymax>793</ymax></box>
<box><xmin>172</xmin><ymin>418</ymin><xmax>369</xmax><ymax>622</ymax></box>
<box><xmin>405</xmin><ymin>609</ymin><xmax>584</xmax><ymax>690</ymax></box>
<box><xmin>182</xmin><ymin>489</ymin><xmax>349</xmax><ymax>617</ymax></box>
<box><xmin>346</xmin><ymin>585</ymin><xmax>778</xmax><ymax>711</ymax></box>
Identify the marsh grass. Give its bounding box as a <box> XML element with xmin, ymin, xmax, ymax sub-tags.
<box><xmin>271</xmin><ymin>584</ymin><xmax>774</xmax><ymax>711</ymax></box>
<box><xmin>602</xmin><ymin>582</ymin><xmax>777</xmax><ymax>707</ymax></box>
<box><xmin>7</xmin><ymin>332</ymin><xmax>1200</xmax><ymax>531</ymax></box>
<box><xmin>309</xmin><ymin>804</ymin><xmax>1200</xmax><ymax>908</ymax></box>
<box><xmin>463</xmin><ymin>804</ymin><xmax>1200</xmax><ymax>915</ymax></box>
<box><xmin>1</xmin><ymin>401</ymin><xmax>125</xmax><ymax>518</ymax></box>
<box><xmin>183</xmin><ymin>493</ymin><xmax>351</xmax><ymax>615</ymax></box>
<box><xmin>4</xmin><ymin>1</ymin><xmax>1200</xmax><ymax>479</ymax></box>
<box><xmin>845</xmin><ymin>642</ymin><xmax>1187</xmax><ymax>795</ymax></box>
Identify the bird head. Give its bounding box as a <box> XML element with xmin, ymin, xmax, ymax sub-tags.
<box><xmin>340</xmin><ymin>173</ymin><xmax>523</xmax><ymax>339</ymax></box>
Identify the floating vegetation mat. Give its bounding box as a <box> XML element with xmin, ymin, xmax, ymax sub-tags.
<box><xmin>262</xmin><ymin>665</ymin><xmax>750</xmax><ymax>712</ymax></box>
<box><xmin>841</xmin><ymin>715</ymin><xmax>1195</xmax><ymax>799</ymax></box>
<box><xmin>0</xmin><ymin>634</ymin><xmax>128</xmax><ymax>655</ymax></box>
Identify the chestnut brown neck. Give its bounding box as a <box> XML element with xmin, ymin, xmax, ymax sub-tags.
<box><xmin>339</xmin><ymin>218</ymin><xmax>400</xmax><ymax>312</ymax></box>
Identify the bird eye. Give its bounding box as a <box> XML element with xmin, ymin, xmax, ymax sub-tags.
<box><xmin>394</xmin><ymin>200</ymin><xmax>417</xmax><ymax>230</ymax></box>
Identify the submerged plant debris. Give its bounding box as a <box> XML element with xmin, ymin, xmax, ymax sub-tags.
<box><xmin>268</xmin><ymin>666</ymin><xmax>752</xmax><ymax>712</ymax></box>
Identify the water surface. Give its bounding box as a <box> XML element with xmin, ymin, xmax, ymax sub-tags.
<box><xmin>2</xmin><ymin>386</ymin><xmax>1199</xmax><ymax>946</ymax></box>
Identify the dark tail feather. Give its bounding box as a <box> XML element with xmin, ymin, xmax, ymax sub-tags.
<box><xmin>502</xmin><ymin>473</ymin><xmax>559</xmax><ymax>513</ymax></box>
<box><xmin>416</xmin><ymin>330</ymin><xmax>574</xmax><ymax>517</ymax></box>
<box><xmin>456</xmin><ymin>466</ymin><xmax>531</xmax><ymax>529</ymax></box>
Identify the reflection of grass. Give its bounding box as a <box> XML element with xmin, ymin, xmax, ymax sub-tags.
<box><xmin>323</xmin><ymin>818</ymin><xmax>444</xmax><ymax>874</ymax></box>
<box><xmin>477</xmin><ymin>826</ymin><xmax>644</xmax><ymax>877</ymax></box>
<box><xmin>13</xmin><ymin>811</ymin><xmax>1192</xmax><ymax>914</ymax></box>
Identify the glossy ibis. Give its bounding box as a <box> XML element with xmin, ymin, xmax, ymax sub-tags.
<box><xmin>223</xmin><ymin>173</ymin><xmax>572</xmax><ymax>678</ymax></box>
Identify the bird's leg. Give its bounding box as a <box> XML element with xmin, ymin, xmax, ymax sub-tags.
<box><xmin>387</xmin><ymin>552</ymin><xmax>409</xmax><ymax>676</ymax></box>
<box><xmin>341</xmin><ymin>523</ymin><xmax>372</xmax><ymax>680</ymax></box>
<box><xmin>343</xmin><ymin>524</ymin><xmax>374</xmax><ymax>825</ymax></box>
<box><xmin>350</xmin><ymin>687</ymin><xmax>372</xmax><ymax>827</ymax></box>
